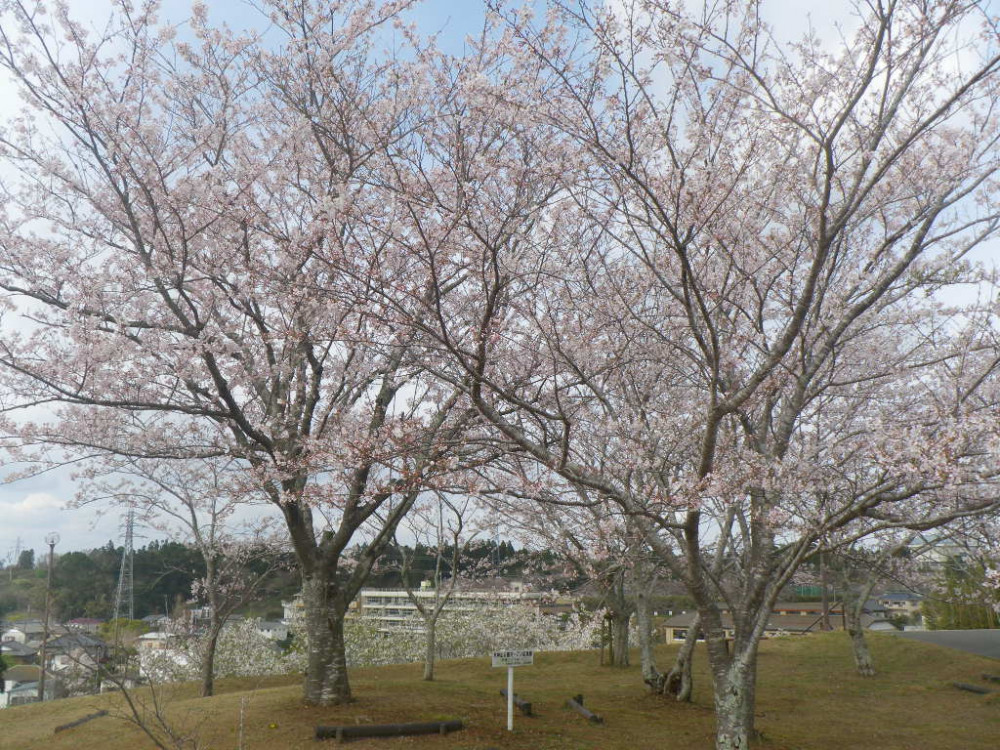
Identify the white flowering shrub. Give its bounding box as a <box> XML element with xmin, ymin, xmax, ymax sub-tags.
<box><xmin>139</xmin><ymin>642</ymin><xmax>196</xmax><ymax>683</ymax></box>
<box><xmin>141</xmin><ymin>607</ymin><xmax>604</xmax><ymax>683</ymax></box>
<box><xmin>139</xmin><ymin>618</ymin><xmax>287</xmax><ymax>682</ymax></box>
<box><xmin>323</xmin><ymin>606</ymin><xmax>603</xmax><ymax>668</ymax></box>
<box><xmin>985</xmin><ymin>566</ymin><xmax>1000</xmax><ymax>613</ymax></box>
<box><xmin>433</xmin><ymin>606</ymin><xmax>602</xmax><ymax>658</ymax></box>
<box><xmin>283</xmin><ymin>604</ymin><xmax>604</xmax><ymax>672</ymax></box>
<box><xmin>205</xmin><ymin>618</ymin><xmax>287</xmax><ymax>676</ymax></box>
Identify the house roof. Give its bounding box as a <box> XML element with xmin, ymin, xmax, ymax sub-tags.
<box><xmin>767</xmin><ymin>602</ymin><xmax>845</xmax><ymax>615</ymax></box>
<box><xmin>1</xmin><ymin>641</ymin><xmax>37</xmax><ymax>657</ymax></box>
<box><xmin>47</xmin><ymin>633</ymin><xmax>107</xmax><ymax>651</ymax></box>
<box><xmin>879</xmin><ymin>592</ymin><xmax>923</xmax><ymax>602</ymax></box>
<box><xmin>137</xmin><ymin>631</ymin><xmax>177</xmax><ymax>641</ymax></box>
<box><xmin>3</xmin><ymin>664</ymin><xmax>41</xmax><ymax>684</ymax></box>
<box><xmin>663</xmin><ymin>611</ymin><xmax>874</xmax><ymax>633</ymax></box>
<box><xmin>6</xmin><ymin>620</ymin><xmax>46</xmax><ymax>633</ymax></box>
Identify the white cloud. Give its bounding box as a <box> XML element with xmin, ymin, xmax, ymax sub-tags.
<box><xmin>6</xmin><ymin>492</ymin><xmax>65</xmax><ymax>516</ymax></box>
<box><xmin>0</xmin><ymin>482</ymin><xmax>124</xmax><ymax>555</ymax></box>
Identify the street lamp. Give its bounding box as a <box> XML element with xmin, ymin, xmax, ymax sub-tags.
<box><xmin>37</xmin><ymin>532</ymin><xmax>59</xmax><ymax>703</ymax></box>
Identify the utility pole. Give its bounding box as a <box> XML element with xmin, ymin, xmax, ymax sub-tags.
<box><xmin>820</xmin><ymin>552</ymin><xmax>832</xmax><ymax>631</ymax></box>
<box><xmin>38</xmin><ymin>532</ymin><xmax>59</xmax><ymax>703</ymax></box>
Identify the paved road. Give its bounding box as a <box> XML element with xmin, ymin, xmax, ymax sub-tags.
<box><xmin>892</xmin><ymin>629</ymin><xmax>1000</xmax><ymax>660</ymax></box>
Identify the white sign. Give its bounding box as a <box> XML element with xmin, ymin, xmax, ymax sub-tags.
<box><xmin>492</xmin><ymin>649</ymin><xmax>534</xmax><ymax>668</ymax></box>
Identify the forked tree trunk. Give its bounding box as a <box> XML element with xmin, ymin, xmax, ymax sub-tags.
<box><xmin>423</xmin><ymin>618</ymin><xmax>436</xmax><ymax>681</ymax></box>
<box><xmin>301</xmin><ymin>576</ymin><xmax>351</xmax><ymax>705</ymax></box>
<box><xmin>663</xmin><ymin>615</ymin><xmax>698</xmax><ymax>702</ymax></box>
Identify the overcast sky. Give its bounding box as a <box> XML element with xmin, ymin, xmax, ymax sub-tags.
<box><xmin>0</xmin><ymin>0</ymin><xmax>997</xmax><ymax>560</ymax></box>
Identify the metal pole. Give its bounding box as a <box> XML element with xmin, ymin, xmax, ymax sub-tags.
<box><xmin>38</xmin><ymin>532</ymin><xmax>59</xmax><ymax>702</ymax></box>
<box><xmin>507</xmin><ymin>666</ymin><xmax>514</xmax><ymax>731</ymax></box>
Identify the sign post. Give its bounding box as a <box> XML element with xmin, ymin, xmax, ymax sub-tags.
<box><xmin>492</xmin><ymin>649</ymin><xmax>533</xmax><ymax>731</ymax></box>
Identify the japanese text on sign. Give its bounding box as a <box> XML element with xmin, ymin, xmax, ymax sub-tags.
<box><xmin>492</xmin><ymin>649</ymin><xmax>534</xmax><ymax>667</ymax></box>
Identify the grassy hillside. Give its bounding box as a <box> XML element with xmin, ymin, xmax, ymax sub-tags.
<box><xmin>2</xmin><ymin>632</ymin><xmax>998</xmax><ymax>749</ymax></box>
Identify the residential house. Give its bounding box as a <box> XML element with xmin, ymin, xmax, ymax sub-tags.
<box><xmin>256</xmin><ymin>621</ymin><xmax>289</xmax><ymax>641</ymax></box>
<box><xmin>876</xmin><ymin>592</ymin><xmax>924</xmax><ymax>620</ymax></box>
<box><xmin>1</xmin><ymin>640</ymin><xmax>37</xmax><ymax>665</ymax></box>
<box><xmin>2</xmin><ymin>621</ymin><xmax>44</xmax><ymax>645</ymax></box>
<box><xmin>135</xmin><ymin>631</ymin><xmax>180</xmax><ymax>653</ymax></box>
<box><xmin>3</xmin><ymin>621</ymin><xmax>69</xmax><ymax>649</ymax></box>
<box><xmin>141</xmin><ymin>614</ymin><xmax>170</xmax><ymax>629</ymax></box>
<box><xmin>281</xmin><ymin>597</ymin><xmax>304</xmax><ymax>624</ymax></box>
<box><xmin>910</xmin><ymin>532</ymin><xmax>980</xmax><ymax>572</ymax></box>
<box><xmin>45</xmin><ymin>632</ymin><xmax>110</xmax><ymax>672</ymax></box>
<box><xmin>66</xmin><ymin>618</ymin><xmax>104</xmax><ymax>634</ymax></box>
<box><xmin>663</xmin><ymin>602</ymin><xmax>888</xmax><ymax>642</ymax></box>
<box><xmin>0</xmin><ymin>664</ymin><xmax>60</xmax><ymax>708</ymax></box>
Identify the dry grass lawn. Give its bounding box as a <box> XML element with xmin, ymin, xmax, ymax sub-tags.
<box><xmin>2</xmin><ymin>632</ymin><xmax>997</xmax><ymax>749</ymax></box>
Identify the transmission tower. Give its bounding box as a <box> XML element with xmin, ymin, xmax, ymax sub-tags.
<box><xmin>113</xmin><ymin>504</ymin><xmax>135</xmax><ymax>636</ymax></box>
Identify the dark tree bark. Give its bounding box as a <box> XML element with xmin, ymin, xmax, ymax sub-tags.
<box><xmin>663</xmin><ymin>615</ymin><xmax>698</xmax><ymax>702</ymax></box>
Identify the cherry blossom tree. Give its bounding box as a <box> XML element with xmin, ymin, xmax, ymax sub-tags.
<box><xmin>816</xmin><ymin>531</ymin><xmax>920</xmax><ymax>676</ymax></box>
<box><xmin>537</xmin><ymin>505</ymin><xmax>639</xmax><ymax>668</ymax></box>
<box><xmin>0</xmin><ymin>0</ymin><xmax>476</xmax><ymax>705</ymax></box>
<box><xmin>77</xmin><ymin>455</ymin><xmax>283</xmax><ymax>696</ymax></box>
<box><xmin>476</xmin><ymin>469</ymin><xmax>645</xmax><ymax>667</ymax></box>
<box><xmin>391</xmin><ymin>491</ymin><xmax>481</xmax><ymax>681</ymax></box>
<box><xmin>395</xmin><ymin>2</ymin><xmax>1000</xmax><ymax>747</ymax></box>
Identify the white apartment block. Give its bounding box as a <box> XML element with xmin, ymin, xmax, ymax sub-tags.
<box><xmin>357</xmin><ymin>584</ymin><xmax>545</xmax><ymax>631</ymax></box>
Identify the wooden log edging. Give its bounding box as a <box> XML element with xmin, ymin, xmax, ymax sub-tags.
<box><xmin>566</xmin><ymin>694</ymin><xmax>604</xmax><ymax>724</ymax></box>
<box><xmin>952</xmin><ymin>682</ymin><xmax>993</xmax><ymax>694</ymax></box>
<box><xmin>315</xmin><ymin>719</ymin><xmax>464</xmax><ymax>742</ymax></box>
<box><xmin>500</xmin><ymin>688</ymin><xmax>533</xmax><ymax>716</ymax></box>
<box><xmin>54</xmin><ymin>710</ymin><xmax>109</xmax><ymax>733</ymax></box>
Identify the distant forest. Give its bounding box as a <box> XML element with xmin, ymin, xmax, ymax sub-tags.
<box><xmin>0</xmin><ymin>539</ymin><xmax>568</xmax><ymax>622</ymax></box>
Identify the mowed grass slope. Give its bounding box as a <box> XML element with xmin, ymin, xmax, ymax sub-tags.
<box><xmin>2</xmin><ymin>633</ymin><xmax>998</xmax><ymax>749</ymax></box>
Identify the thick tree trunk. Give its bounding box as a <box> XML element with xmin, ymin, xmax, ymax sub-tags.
<box><xmin>610</xmin><ymin>609</ymin><xmax>631</xmax><ymax>667</ymax></box>
<box><xmin>663</xmin><ymin>615</ymin><xmax>698</xmax><ymax>702</ymax></box>
<box><xmin>845</xmin><ymin>607</ymin><xmax>875</xmax><ymax>677</ymax></box>
<box><xmin>636</xmin><ymin>593</ymin><xmax>658</xmax><ymax>684</ymax></box>
<box><xmin>301</xmin><ymin>576</ymin><xmax>351</xmax><ymax>705</ymax></box>
<box><xmin>711</xmin><ymin>649</ymin><xmax>759</xmax><ymax>750</ymax></box>
<box><xmin>423</xmin><ymin>618</ymin><xmax>436</xmax><ymax>681</ymax></box>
